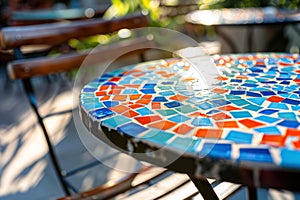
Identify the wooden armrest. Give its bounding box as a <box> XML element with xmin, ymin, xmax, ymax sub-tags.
<box><xmin>0</xmin><ymin>13</ymin><xmax>149</xmax><ymax>50</ymax></box>
<box><xmin>7</xmin><ymin>36</ymin><xmax>155</xmax><ymax>80</ymax></box>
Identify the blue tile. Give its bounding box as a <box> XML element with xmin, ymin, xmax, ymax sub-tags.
<box><xmin>192</xmin><ymin>118</ymin><xmax>213</xmax><ymax>126</ymax></box>
<box><xmin>136</xmin><ymin>107</ymin><xmax>153</xmax><ymax>116</ymax></box>
<box><xmin>143</xmin><ymin>83</ymin><xmax>156</xmax><ymax>89</ymax></box>
<box><xmin>239</xmin><ymin>148</ymin><xmax>273</xmax><ymax>163</ymax></box>
<box><xmin>278</xmin><ymin>112</ymin><xmax>297</xmax><ymax>120</ymax></box>
<box><xmin>152</xmin><ymin>96</ymin><xmax>168</xmax><ymax>102</ymax></box>
<box><xmin>161</xmin><ymin>81</ymin><xmax>174</xmax><ymax>85</ymax></box>
<box><xmin>164</xmin><ymin>101</ymin><xmax>183</xmax><ymax>108</ymax></box>
<box><xmin>254</xmin><ymin>126</ymin><xmax>281</xmax><ymax>134</ymax></box>
<box><xmin>122</xmin><ymin>89</ymin><xmax>139</xmax><ymax>94</ymax></box>
<box><xmin>197</xmin><ymin>102</ymin><xmax>215</xmax><ymax>110</ymax></box>
<box><xmin>83</xmin><ymin>102</ymin><xmax>104</xmax><ymax>111</ymax></box>
<box><xmin>140</xmin><ymin>89</ymin><xmax>156</xmax><ymax>94</ymax></box>
<box><xmin>230</xmin><ymin>111</ymin><xmax>252</xmax><ymax>118</ymax></box>
<box><xmin>102</xmin><ymin>115</ymin><xmax>131</xmax><ymax>128</ymax></box>
<box><xmin>225</xmin><ymin>130</ymin><xmax>253</xmax><ymax>144</ymax></box>
<box><xmin>259</xmin><ymin>109</ymin><xmax>279</xmax><ymax>115</ymax></box>
<box><xmin>280</xmin><ymin>149</ymin><xmax>300</xmax><ymax>168</ymax></box>
<box><xmin>255</xmin><ymin>116</ymin><xmax>280</xmax><ymax>123</ymax></box>
<box><xmin>199</xmin><ymin>143</ymin><xmax>231</xmax><ymax>159</ymax></box>
<box><xmin>103</xmin><ymin>101</ymin><xmax>119</xmax><ymax>108</ymax></box>
<box><xmin>159</xmin><ymin>91</ymin><xmax>176</xmax><ymax>96</ymax></box>
<box><xmin>117</xmin><ymin>122</ymin><xmax>148</xmax><ymax>137</ymax></box>
<box><xmin>230</xmin><ymin>99</ymin><xmax>250</xmax><ymax>106</ymax></box>
<box><xmin>230</xmin><ymin>79</ymin><xmax>243</xmax><ymax>83</ymax></box>
<box><xmin>243</xmin><ymin>104</ymin><xmax>262</xmax><ymax>111</ymax></box>
<box><xmin>277</xmin><ymin>120</ymin><xmax>300</xmax><ymax>129</ymax></box>
<box><xmin>89</xmin><ymin>108</ymin><xmax>114</xmax><ymax>119</ymax></box>
<box><xmin>229</xmin><ymin>90</ymin><xmax>245</xmax><ymax>95</ymax></box>
<box><xmin>268</xmin><ymin>102</ymin><xmax>289</xmax><ymax>110</ymax></box>
<box><xmin>83</xmin><ymin>87</ymin><xmax>97</xmax><ymax>92</ymax></box>
<box><xmin>260</xmin><ymin>91</ymin><xmax>276</xmax><ymax>96</ymax></box>
<box><xmin>168</xmin><ymin>114</ymin><xmax>190</xmax><ymax>123</ymax></box>
<box><xmin>282</xmin><ymin>98</ymin><xmax>300</xmax><ymax>105</ymax></box>
<box><xmin>210</xmin><ymin>99</ymin><xmax>231</xmax><ymax>106</ymax></box>
<box><xmin>140</xmin><ymin>130</ymin><xmax>174</xmax><ymax>145</ymax></box>
<box><xmin>246</xmin><ymin>91</ymin><xmax>262</xmax><ymax>97</ymax></box>
<box><xmin>168</xmin><ymin>137</ymin><xmax>201</xmax><ymax>153</ymax></box>
<box><xmin>241</xmin><ymin>83</ymin><xmax>258</xmax><ymax>87</ymax></box>
<box><xmin>103</xmin><ymin>82</ymin><xmax>117</xmax><ymax>86</ymax></box>
<box><xmin>247</xmin><ymin>97</ymin><xmax>266</xmax><ymax>105</ymax></box>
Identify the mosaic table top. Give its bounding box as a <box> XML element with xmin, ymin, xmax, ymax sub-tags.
<box><xmin>185</xmin><ymin>7</ymin><xmax>300</xmax><ymax>26</ymax></box>
<box><xmin>80</xmin><ymin>53</ymin><xmax>300</xmax><ymax>188</ymax></box>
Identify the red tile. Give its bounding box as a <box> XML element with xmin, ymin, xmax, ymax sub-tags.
<box><xmin>110</xmin><ymin>105</ymin><xmax>130</xmax><ymax>113</ymax></box>
<box><xmin>211</xmin><ymin>88</ymin><xmax>228</xmax><ymax>94</ymax></box>
<box><xmin>124</xmin><ymin>84</ymin><xmax>141</xmax><ymax>89</ymax></box>
<box><xmin>151</xmin><ymin>102</ymin><xmax>161</xmax><ymax>109</ymax></box>
<box><xmin>135</xmin><ymin>115</ymin><xmax>162</xmax><ymax>125</ymax></box>
<box><xmin>136</xmin><ymin>99</ymin><xmax>151</xmax><ymax>105</ymax></box>
<box><xmin>239</xmin><ymin>119</ymin><xmax>265</xmax><ymax>128</ymax></box>
<box><xmin>141</xmin><ymin>95</ymin><xmax>152</xmax><ymax>99</ymax></box>
<box><xmin>173</xmin><ymin>124</ymin><xmax>193</xmax><ymax>134</ymax></box>
<box><xmin>109</xmin><ymin>77</ymin><xmax>121</xmax><ymax>82</ymax></box>
<box><xmin>211</xmin><ymin>112</ymin><xmax>231</xmax><ymax>120</ymax></box>
<box><xmin>170</xmin><ymin>94</ymin><xmax>188</xmax><ymax>101</ymax></box>
<box><xmin>195</xmin><ymin>128</ymin><xmax>223</xmax><ymax>139</ymax></box>
<box><xmin>98</xmin><ymin>85</ymin><xmax>109</xmax><ymax>90</ymax></box>
<box><xmin>215</xmin><ymin>121</ymin><xmax>239</xmax><ymax>128</ymax></box>
<box><xmin>285</xmin><ymin>128</ymin><xmax>300</xmax><ymax>136</ymax></box>
<box><xmin>189</xmin><ymin>112</ymin><xmax>209</xmax><ymax>117</ymax></box>
<box><xmin>122</xmin><ymin>110</ymin><xmax>139</xmax><ymax>118</ymax></box>
<box><xmin>218</xmin><ymin>105</ymin><xmax>241</xmax><ymax>111</ymax></box>
<box><xmin>100</xmin><ymin>96</ymin><xmax>110</xmax><ymax>100</ymax></box>
<box><xmin>108</xmin><ymin>89</ymin><xmax>121</xmax><ymax>95</ymax></box>
<box><xmin>95</xmin><ymin>91</ymin><xmax>107</xmax><ymax>96</ymax></box>
<box><xmin>267</xmin><ymin>96</ymin><xmax>284</xmax><ymax>102</ymax></box>
<box><xmin>129</xmin><ymin>94</ymin><xmax>141</xmax><ymax>100</ymax></box>
<box><xmin>113</xmin><ymin>95</ymin><xmax>127</xmax><ymax>101</ymax></box>
<box><xmin>260</xmin><ymin>135</ymin><xmax>285</xmax><ymax>147</ymax></box>
<box><xmin>128</xmin><ymin>104</ymin><xmax>144</xmax><ymax>109</ymax></box>
<box><xmin>148</xmin><ymin>120</ymin><xmax>177</xmax><ymax>130</ymax></box>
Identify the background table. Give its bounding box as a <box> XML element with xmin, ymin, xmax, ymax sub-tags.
<box><xmin>80</xmin><ymin>53</ymin><xmax>300</xmax><ymax>196</ymax></box>
<box><xmin>185</xmin><ymin>8</ymin><xmax>300</xmax><ymax>52</ymax></box>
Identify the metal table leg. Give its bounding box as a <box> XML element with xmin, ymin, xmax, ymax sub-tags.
<box><xmin>188</xmin><ymin>174</ymin><xmax>219</xmax><ymax>200</ymax></box>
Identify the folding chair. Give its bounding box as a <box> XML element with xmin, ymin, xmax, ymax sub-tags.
<box><xmin>0</xmin><ymin>12</ymin><xmax>154</xmax><ymax>196</ymax></box>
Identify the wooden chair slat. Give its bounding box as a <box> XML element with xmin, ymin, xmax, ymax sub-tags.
<box><xmin>7</xmin><ymin>36</ymin><xmax>155</xmax><ymax>80</ymax></box>
<box><xmin>0</xmin><ymin>13</ymin><xmax>148</xmax><ymax>50</ymax></box>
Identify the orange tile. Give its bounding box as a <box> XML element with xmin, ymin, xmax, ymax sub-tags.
<box><xmin>173</xmin><ymin>124</ymin><xmax>193</xmax><ymax>134</ymax></box>
<box><xmin>114</xmin><ymin>86</ymin><xmax>126</xmax><ymax>89</ymax></box>
<box><xmin>148</xmin><ymin>120</ymin><xmax>177</xmax><ymax>130</ymax></box>
<box><xmin>239</xmin><ymin>119</ymin><xmax>265</xmax><ymax>128</ymax></box>
<box><xmin>136</xmin><ymin>99</ymin><xmax>151</xmax><ymax>105</ymax></box>
<box><xmin>170</xmin><ymin>94</ymin><xmax>188</xmax><ymax>101</ymax></box>
<box><xmin>218</xmin><ymin>105</ymin><xmax>241</xmax><ymax>111</ymax></box>
<box><xmin>141</xmin><ymin>95</ymin><xmax>152</xmax><ymax>99</ymax></box>
<box><xmin>189</xmin><ymin>112</ymin><xmax>209</xmax><ymax>117</ymax></box>
<box><xmin>135</xmin><ymin>115</ymin><xmax>162</xmax><ymax>125</ymax></box>
<box><xmin>98</xmin><ymin>85</ymin><xmax>109</xmax><ymax>90</ymax></box>
<box><xmin>122</xmin><ymin>110</ymin><xmax>139</xmax><ymax>118</ymax></box>
<box><xmin>100</xmin><ymin>96</ymin><xmax>110</xmax><ymax>100</ymax></box>
<box><xmin>183</xmin><ymin>77</ymin><xmax>196</xmax><ymax>82</ymax></box>
<box><xmin>108</xmin><ymin>89</ymin><xmax>121</xmax><ymax>95</ymax></box>
<box><xmin>260</xmin><ymin>135</ymin><xmax>285</xmax><ymax>147</ymax></box>
<box><xmin>212</xmin><ymin>88</ymin><xmax>228</xmax><ymax>94</ymax></box>
<box><xmin>129</xmin><ymin>94</ymin><xmax>141</xmax><ymax>100</ymax></box>
<box><xmin>195</xmin><ymin>128</ymin><xmax>223</xmax><ymax>139</ymax></box>
<box><xmin>152</xmin><ymin>102</ymin><xmax>161</xmax><ymax>109</ymax></box>
<box><xmin>133</xmin><ymin>72</ymin><xmax>146</xmax><ymax>77</ymax></box>
<box><xmin>112</xmin><ymin>95</ymin><xmax>127</xmax><ymax>101</ymax></box>
<box><xmin>95</xmin><ymin>91</ymin><xmax>107</xmax><ymax>96</ymax></box>
<box><xmin>236</xmin><ymin>75</ymin><xmax>248</xmax><ymax>79</ymax></box>
<box><xmin>267</xmin><ymin>96</ymin><xmax>284</xmax><ymax>102</ymax></box>
<box><xmin>293</xmin><ymin>140</ymin><xmax>300</xmax><ymax>149</ymax></box>
<box><xmin>147</xmin><ymin>66</ymin><xmax>156</xmax><ymax>70</ymax></box>
<box><xmin>123</xmin><ymin>84</ymin><xmax>141</xmax><ymax>89</ymax></box>
<box><xmin>128</xmin><ymin>104</ymin><xmax>144</xmax><ymax>109</ymax></box>
<box><xmin>216</xmin><ymin>76</ymin><xmax>228</xmax><ymax>81</ymax></box>
<box><xmin>286</xmin><ymin>128</ymin><xmax>300</xmax><ymax>136</ymax></box>
<box><xmin>215</xmin><ymin>121</ymin><xmax>239</xmax><ymax>128</ymax></box>
<box><xmin>211</xmin><ymin>112</ymin><xmax>231</xmax><ymax>120</ymax></box>
<box><xmin>162</xmin><ymin>73</ymin><xmax>176</xmax><ymax>78</ymax></box>
<box><xmin>109</xmin><ymin>105</ymin><xmax>130</xmax><ymax>113</ymax></box>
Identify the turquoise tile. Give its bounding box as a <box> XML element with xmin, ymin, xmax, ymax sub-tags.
<box><xmin>192</xmin><ymin>118</ymin><xmax>213</xmax><ymax>126</ymax></box>
<box><xmin>136</xmin><ymin>107</ymin><xmax>154</xmax><ymax>116</ymax></box>
<box><xmin>280</xmin><ymin>149</ymin><xmax>300</xmax><ymax>168</ymax></box>
<box><xmin>254</xmin><ymin>126</ymin><xmax>281</xmax><ymax>135</ymax></box>
<box><xmin>102</xmin><ymin>115</ymin><xmax>131</xmax><ymax>128</ymax></box>
<box><xmin>268</xmin><ymin>102</ymin><xmax>289</xmax><ymax>110</ymax></box>
<box><xmin>167</xmin><ymin>136</ymin><xmax>201</xmax><ymax>153</ymax></box>
<box><xmin>255</xmin><ymin>116</ymin><xmax>280</xmax><ymax>123</ymax></box>
<box><xmin>175</xmin><ymin>104</ymin><xmax>199</xmax><ymax>114</ymax></box>
<box><xmin>230</xmin><ymin>111</ymin><xmax>252</xmax><ymax>118</ymax></box>
<box><xmin>140</xmin><ymin>130</ymin><xmax>174</xmax><ymax>145</ymax></box>
<box><xmin>168</xmin><ymin>114</ymin><xmax>190</xmax><ymax>123</ymax></box>
<box><xmin>278</xmin><ymin>112</ymin><xmax>297</xmax><ymax>120</ymax></box>
<box><xmin>225</xmin><ymin>130</ymin><xmax>253</xmax><ymax>144</ymax></box>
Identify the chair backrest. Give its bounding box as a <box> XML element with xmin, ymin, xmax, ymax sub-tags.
<box><xmin>0</xmin><ymin>13</ymin><xmax>154</xmax><ymax>80</ymax></box>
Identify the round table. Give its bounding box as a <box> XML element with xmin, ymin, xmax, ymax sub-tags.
<box><xmin>185</xmin><ymin>8</ymin><xmax>300</xmax><ymax>52</ymax></box>
<box><xmin>80</xmin><ymin>53</ymin><xmax>300</xmax><ymax>194</ymax></box>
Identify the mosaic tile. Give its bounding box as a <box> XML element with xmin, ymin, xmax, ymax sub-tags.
<box><xmin>80</xmin><ymin>53</ymin><xmax>300</xmax><ymax>170</ymax></box>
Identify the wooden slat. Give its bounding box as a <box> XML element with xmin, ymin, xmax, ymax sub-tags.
<box><xmin>7</xmin><ymin>36</ymin><xmax>155</xmax><ymax>80</ymax></box>
<box><xmin>0</xmin><ymin>13</ymin><xmax>148</xmax><ymax>50</ymax></box>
